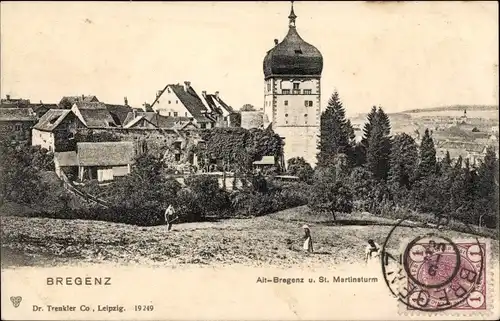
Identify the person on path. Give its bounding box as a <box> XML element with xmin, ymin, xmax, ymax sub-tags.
<box><xmin>365</xmin><ymin>239</ymin><xmax>381</xmax><ymax>263</ymax></box>
<box><xmin>302</xmin><ymin>225</ymin><xmax>314</xmax><ymax>253</ymax></box>
<box><xmin>164</xmin><ymin>205</ymin><xmax>178</xmax><ymax>231</ymax></box>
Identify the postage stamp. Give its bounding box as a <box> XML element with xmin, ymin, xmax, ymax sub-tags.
<box><xmin>381</xmin><ymin>219</ymin><xmax>494</xmax><ymax>317</ymax></box>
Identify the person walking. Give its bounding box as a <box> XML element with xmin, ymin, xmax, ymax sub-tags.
<box><xmin>164</xmin><ymin>205</ymin><xmax>178</xmax><ymax>231</ymax></box>
<box><xmin>365</xmin><ymin>239</ymin><xmax>381</xmax><ymax>263</ymax></box>
<box><xmin>302</xmin><ymin>225</ymin><xmax>314</xmax><ymax>253</ymax></box>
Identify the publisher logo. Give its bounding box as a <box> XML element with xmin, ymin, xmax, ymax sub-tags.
<box><xmin>10</xmin><ymin>296</ymin><xmax>22</xmax><ymax>308</ymax></box>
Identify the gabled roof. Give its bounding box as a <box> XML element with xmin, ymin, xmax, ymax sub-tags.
<box><xmin>105</xmin><ymin>104</ymin><xmax>136</xmax><ymax>125</ymax></box>
<box><xmin>0</xmin><ymin>108</ymin><xmax>38</xmax><ymax>121</ymax></box>
<box><xmin>151</xmin><ymin>84</ymin><xmax>212</xmax><ymax>123</ymax></box>
<box><xmin>77</xmin><ymin>142</ymin><xmax>135</xmax><ymax>166</ymax></box>
<box><xmin>202</xmin><ymin>93</ymin><xmax>234</xmax><ymax>115</ymax></box>
<box><xmin>33</xmin><ymin>109</ymin><xmax>73</xmax><ymax>131</ymax></box>
<box><xmin>60</xmin><ymin>95</ymin><xmax>99</xmax><ymax>105</ymax></box>
<box><xmin>72</xmin><ymin>102</ymin><xmax>118</xmax><ymax>128</ymax></box>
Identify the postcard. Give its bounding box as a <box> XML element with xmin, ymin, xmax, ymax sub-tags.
<box><xmin>1</xmin><ymin>1</ymin><xmax>499</xmax><ymax>320</ymax></box>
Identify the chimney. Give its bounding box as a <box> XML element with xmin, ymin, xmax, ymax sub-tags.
<box><xmin>6</xmin><ymin>94</ymin><xmax>10</xmax><ymax>100</ymax></box>
<box><xmin>215</xmin><ymin>91</ymin><xmax>219</xmax><ymax>99</ymax></box>
<box><xmin>124</xmin><ymin>96</ymin><xmax>129</xmax><ymax>106</ymax></box>
<box><xmin>202</xmin><ymin>91</ymin><xmax>207</xmax><ymax>97</ymax></box>
<box><xmin>184</xmin><ymin>81</ymin><xmax>191</xmax><ymax>91</ymax></box>
<box><xmin>274</xmin><ymin>39</ymin><xmax>279</xmax><ymax>46</ymax></box>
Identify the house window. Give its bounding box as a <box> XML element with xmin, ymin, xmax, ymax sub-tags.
<box><xmin>169</xmin><ymin>112</ymin><xmax>171</xmax><ymax>116</ymax></box>
<box><xmin>303</xmin><ymin>89</ymin><xmax>312</xmax><ymax>94</ymax></box>
<box><xmin>284</xmin><ymin>100</ymin><xmax>288</xmax><ymax>106</ymax></box>
<box><xmin>174</xmin><ymin>112</ymin><xmax>178</xmax><ymax>117</ymax></box>
<box><xmin>293</xmin><ymin>83</ymin><xmax>300</xmax><ymax>90</ymax></box>
<box><xmin>175</xmin><ymin>154</ymin><xmax>181</xmax><ymax>162</ymax></box>
<box><xmin>176</xmin><ymin>100</ymin><xmax>179</xmax><ymax>104</ymax></box>
<box><xmin>168</xmin><ymin>100</ymin><xmax>171</xmax><ymax>104</ymax></box>
<box><xmin>201</xmin><ymin>123</ymin><xmax>206</xmax><ymax>129</ymax></box>
<box><xmin>185</xmin><ymin>112</ymin><xmax>188</xmax><ymax>117</ymax></box>
<box><xmin>14</xmin><ymin>124</ymin><xmax>21</xmax><ymax>131</ymax></box>
<box><xmin>282</xmin><ymin>89</ymin><xmax>290</xmax><ymax>94</ymax></box>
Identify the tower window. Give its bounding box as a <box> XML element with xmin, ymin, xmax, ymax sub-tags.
<box><xmin>305</xmin><ymin>100</ymin><xmax>313</xmax><ymax>107</ymax></box>
<box><xmin>168</xmin><ymin>100</ymin><xmax>171</xmax><ymax>104</ymax></box>
<box><xmin>285</xmin><ymin>114</ymin><xmax>288</xmax><ymax>117</ymax></box>
<box><xmin>304</xmin><ymin>114</ymin><xmax>308</xmax><ymax>117</ymax></box>
<box><xmin>282</xmin><ymin>89</ymin><xmax>290</xmax><ymax>94</ymax></box>
<box><xmin>304</xmin><ymin>89</ymin><xmax>312</xmax><ymax>95</ymax></box>
<box><xmin>267</xmin><ymin>83</ymin><xmax>271</xmax><ymax>92</ymax></box>
<box><xmin>174</xmin><ymin>112</ymin><xmax>178</xmax><ymax>117</ymax></box>
<box><xmin>284</xmin><ymin>100</ymin><xmax>288</xmax><ymax>106</ymax></box>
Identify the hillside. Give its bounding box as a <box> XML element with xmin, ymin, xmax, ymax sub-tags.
<box><xmin>1</xmin><ymin>206</ymin><xmax>497</xmax><ymax>268</ymax></box>
<box><xmin>393</xmin><ymin>104</ymin><xmax>499</xmax><ymax>115</ymax></box>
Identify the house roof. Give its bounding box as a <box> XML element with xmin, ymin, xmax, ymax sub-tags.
<box><xmin>253</xmin><ymin>156</ymin><xmax>275</xmax><ymax>165</ymax></box>
<box><xmin>72</xmin><ymin>102</ymin><xmax>118</xmax><ymax>128</ymax></box>
<box><xmin>151</xmin><ymin>84</ymin><xmax>212</xmax><ymax>123</ymax></box>
<box><xmin>60</xmin><ymin>95</ymin><xmax>99</xmax><ymax>105</ymax></box>
<box><xmin>77</xmin><ymin>142</ymin><xmax>135</xmax><ymax>166</ymax></box>
<box><xmin>105</xmin><ymin>104</ymin><xmax>135</xmax><ymax>125</ymax></box>
<box><xmin>0</xmin><ymin>108</ymin><xmax>38</xmax><ymax>121</ymax></box>
<box><xmin>122</xmin><ymin>111</ymin><xmax>192</xmax><ymax>129</ymax></box>
<box><xmin>201</xmin><ymin>93</ymin><xmax>234</xmax><ymax>115</ymax></box>
<box><xmin>54</xmin><ymin>151</ymin><xmax>78</xmax><ymax>167</ymax></box>
<box><xmin>33</xmin><ymin>109</ymin><xmax>72</xmax><ymax>131</ymax></box>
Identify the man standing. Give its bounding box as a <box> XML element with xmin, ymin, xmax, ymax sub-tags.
<box><xmin>164</xmin><ymin>205</ymin><xmax>178</xmax><ymax>231</ymax></box>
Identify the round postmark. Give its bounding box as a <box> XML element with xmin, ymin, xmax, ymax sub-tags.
<box><xmin>380</xmin><ymin>218</ymin><xmax>485</xmax><ymax>312</ymax></box>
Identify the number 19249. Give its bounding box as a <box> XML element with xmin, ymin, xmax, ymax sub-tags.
<box><xmin>134</xmin><ymin>305</ymin><xmax>154</xmax><ymax>312</ymax></box>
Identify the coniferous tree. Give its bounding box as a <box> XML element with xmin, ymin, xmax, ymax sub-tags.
<box><xmin>365</xmin><ymin>107</ymin><xmax>392</xmax><ymax>180</ymax></box>
<box><xmin>388</xmin><ymin>133</ymin><xmax>418</xmax><ymax>189</ymax></box>
<box><xmin>317</xmin><ymin>91</ymin><xmax>354</xmax><ymax>167</ymax></box>
<box><xmin>475</xmin><ymin>147</ymin><xmax>499</xmax><ymax>227</ymax></box>
<box><xmin>417</xmin><ymin>129</ymin><xmax>437</xmax><ymax>178</ymax></box>
<box><xmin>361</xmin><ymin>106</ymin><xmax>378</xmax><ymax>148</ymax></box>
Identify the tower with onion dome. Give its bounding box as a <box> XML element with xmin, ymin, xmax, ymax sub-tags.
<box><xmin>263</xmin><ymin>1</ymin><xmax>323</xmax><ymax>167</ymax></box>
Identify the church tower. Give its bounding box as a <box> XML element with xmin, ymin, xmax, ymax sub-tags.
<box><xmin>263</xmin><ymin>1</ymin><xmax>323</xmax><ymax>167</ymax></box>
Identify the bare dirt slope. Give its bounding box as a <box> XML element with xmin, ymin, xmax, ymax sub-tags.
<box><xmin>1</xmin><ymin>207</ymin><xmax>498</xmax><ymax>268</ymax></box>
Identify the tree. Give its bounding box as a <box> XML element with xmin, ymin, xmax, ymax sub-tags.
<box><xmin>317</xmin><ymin>91</ymin><xmax>354</xmax><ymax>167</ymax></box>
<box><xmin>361</xmin><ymin>106</ymin><xmax>378</xmax><ymax>148</ymax></box>
<box><xmin>0</xmin><ymin>141</ymin><xmax>48</xmax><ymax>206</ymax></box>
<box><xmin>181</xmin><ymin>175</ymin><xmax>231</xmax><ymax>220</ymax></box>
<box><xmin>416</xmin><ymin>128</ymin><xmax>437</xmax><ymax>178</ymax></box>
<box><xmin>365</xmin><ymin>107</ymin><xmax>392</xmax><ymax>180</ymax></box>
<box><xmin>309</xmin><ymin>174</ymin><xmax>353</xmax><ymax>221</ymax></box>
<box><xmin>287</xmin><ymin>157</ymin><xmax>314</xmax><ymax>183</ymax></box>
<box><xmin>240</xmin><ymin>104</ymin><xmax>256</xmax><ymax>112</ymax></box>
<box><xmin>475</xmin><ymin>147</ymin><xmax>499</xmax><ymax>227</ymax></box>
<box><xmin>388</xmin><ymin>133</ymin><xmax>418</xmax><ymax>189</ymax></box>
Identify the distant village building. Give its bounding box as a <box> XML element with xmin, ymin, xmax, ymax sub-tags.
<box><xmin>0</xmin><ymin>108</ymin><xmax>38</xmax><ymax>143</ymax></box>
<box><xmin>58</xmin><ymin>95</ymin><xmax>100</xmax><ymax>109</ymax></box>
<box><xmin>263</xmin><ymin>2</ymin><xmax>323</xmax><ymax>167</ymax></box>
<box><xmin>149</xmin><ymin>82</ymin><xmax>235</xmax><ymax>129</ymax></box>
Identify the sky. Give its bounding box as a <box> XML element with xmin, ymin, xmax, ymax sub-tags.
<box><xmin>1</xmin><ymin>1</ymin><xmax>498</xmax><ymax>116</ymax></box>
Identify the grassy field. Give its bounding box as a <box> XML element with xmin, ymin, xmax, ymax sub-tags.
<box><xmin>1</xmin><ymin>206</ymin><xmax>497</xmax><ymax>269</ymax></box>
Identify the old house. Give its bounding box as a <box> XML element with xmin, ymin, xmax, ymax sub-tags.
<box><xmin>0</xmin><ymin>108</ymin><xmax>38</xmax><ymax>143</ymax></box>
<box><xmin>54</xmin><ymin>141</ymin><xmax>135</xmax><ymax>182</ymax></box>
<box><xmin>71</xmin><ymin>102</ymin><xmax>118</xmax><ymax>128</ymax></box>
<box><xmin>149</xmin><ymin>82</ymin><xmax>235</xmax><ymax>129</ymax></box>
<box><xmin>199</xmin><ymin>91</ymin><xmax>236</xmax><ymax>127</ymax></box>
<box><xmin>104</xmin><ymin>98</ymin><xmax>143</xmax><ymax>126</ymax></box>
<box><xmin>32</xmin><ymin>109</ymin><xmax>84</xmax><ymax>152</ymax></box>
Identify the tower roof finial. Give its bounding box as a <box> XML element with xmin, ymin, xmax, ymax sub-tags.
<box><xmin>288</xmin><ymin>1</ymin><xmax>297</xmax><ymax>28</ymax></box>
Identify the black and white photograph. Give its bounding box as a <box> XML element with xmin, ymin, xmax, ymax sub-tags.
<box><xmin>1</xmin><ymin>1</ymin><xmax>499</xmax><ymax>320</ymax></box>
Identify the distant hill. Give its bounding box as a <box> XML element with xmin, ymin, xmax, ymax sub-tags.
<box><xmin>393</xmin><ymin>105</ymin><xmax>498</xmax><ymax>115</ymax></box>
